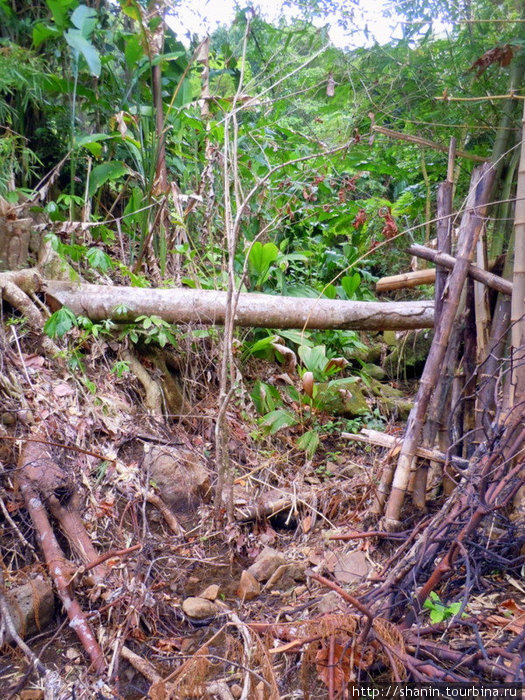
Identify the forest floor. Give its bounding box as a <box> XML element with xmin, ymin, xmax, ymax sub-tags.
<box><xmin>0</xmin><ymin>328</ymin><xmax>523</xmax><ymax>700</ymax></box>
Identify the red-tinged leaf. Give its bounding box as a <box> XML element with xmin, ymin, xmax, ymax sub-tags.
<box><xmin>469</xmin><ymin>45</ymin><xmax>514</xmax><ymax>78</ymax></box>
<box><xmin>353</xmin><ymin>208</ymin><xmax>367</xmax><ymax>229</ymax></box>
<box><xmin>378</xmin><ymin>206</ymin><xmax>398</xmax><ymax>239</ymax></box>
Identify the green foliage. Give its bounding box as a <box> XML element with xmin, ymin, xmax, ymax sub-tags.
<box><xmin>111</xmin><ymin>360</ymin><xmax>130</xmax><ymax>377</ymax></box>
<box><xmin>44</xmin><ymin>307</ymin><xmax>77</xmax><ymax>338</ymax></box>
<box><xmin>88</xmin><ymin>161</ymin><xmax>128</xmax><ymax>197</ymax></box>
<box><xmin>120</xmin><ymin>315</ymin><xmax>177</xmax><ymax>348</ymax></box>
<box><xmin>247</xmin><ymin>242</ymin><xmax>279</xmax><ymax>289</ymax></box>
<box><xmin>296</xmin><ymin>429</ymin><xmax>320</xmax><ymax>457</ymax></box>
<box><xmin>298</xmin><ymin>344</ymin><xmax>343</xmax><ymax>381</ymax></box>
<box><xmin>423</xmin><ymin>592</ymin><xmax>466</xmax><ymax>624</ymax></box>
<box><xmin>259</xmin><ymin>408</ymin><xmax>299</xmax><ymax>435</ymax></box>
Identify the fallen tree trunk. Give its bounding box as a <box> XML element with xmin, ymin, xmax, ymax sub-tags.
<box><xmin>43</xmin><ymin>281</ymin><xmax>434</xmax><ymax>331</ymax></box>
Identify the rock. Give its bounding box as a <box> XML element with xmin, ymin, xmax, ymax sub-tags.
<box><xmin>199</xmin><ymin>584</ymin><xmax>220</xmax><ymax>601</ymax></box>
<box><xmin>237</xmin><ymin>571</ymin><xmax>261</xmax><ymax>601</ymax></box>
<box><xmin>333</xmin><ymin>550</ymin><xmax>372</xmax><ymax>585</ymax></box>
<box><xmin>367</xmin><ymin>379</ymin><xmax>413</xmax><ymax>420</ymax></box>
<box><xmin>379</xmin><ymin>396</ymin><xmax>413</xmax><ymax>420</ymax></box>
<box><xmin>361</xmin><ymin>363</ymin><xmax>386</xmax><ymax>380</ymax></box>
<box><xmin>384</xmin><ymin>329</ymin><xmax>433</xmax><ymax>379</ymax></box>
<box><xmin>266</xmin><ymin>562</ymin><xmax>306</xmax><ymax>590</ymax></box>
<box><xmin>314</xmin><ymin>378</ymin><xmax>368</xmax><ymax>417</ymax></box>
<box><xmin>4</xmin><ymin>577</ymin><xmax>54</xmax><ymax>642</ymax></box>
<box><xmin>346</xmin><ymin>341</ymin><xmax>382</xmax><ymax>364</ymax></box>
<box><xmin>144</xmin><ymin>444</ymin><xmax>210</xmax><ymax>523</ymax></box>
<box><xmin>182</xmin><ymin>597</ymin><xmax>218</xmax><ymax>619</ymax></box>
<box><xmin>382</xmin><ymin>330</ymin><xmax>397</xmax><ymax>347</ymax></box>
<box><xmin>247</xmin><ymin>547</ymin><xmax>287</xmax><ymax>582</ymax></box>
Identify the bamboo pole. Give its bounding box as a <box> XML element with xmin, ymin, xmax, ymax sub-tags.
<box><xmin>383</xmin><ymin>163</ymin><xmax>495</xmax><ymax>528</ymax></box>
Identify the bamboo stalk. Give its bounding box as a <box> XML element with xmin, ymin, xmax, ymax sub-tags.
<box><xmin>383</xmin><ymin>163</ymin><xmax>495</xmax><ymax>528</ymax></box>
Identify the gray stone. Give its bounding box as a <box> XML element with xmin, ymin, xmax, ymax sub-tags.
<box><xmin>247</xmin><ymin>547</ymin><xmax>287</xmax><ymax>582</ymax></box>
<box><xmin>314</xmin><ymin>378</ymin><xmax>369</xmax><ymax>417</ymax></box>
<box><xmin>182</xmin><ymin>597</ymin><xmax>218</xmax><ymax>619</ymax></box>
<box><xmin>333</xmin><ymin>550</ymin><xmax>372</xmax><ymax>585</ymax></box>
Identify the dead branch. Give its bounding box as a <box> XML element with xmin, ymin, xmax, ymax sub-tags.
<box><xmin>17</xmin><ymin>437</ymin><xmax>106</xmax><ymax>674</ymax></box>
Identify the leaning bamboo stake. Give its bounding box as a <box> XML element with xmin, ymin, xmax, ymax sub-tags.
<box><xmin>383</xmin><ymin>163</ymin><xmax>495</xmax><ymax>528</ymax></box>
<box><xmin>412</xmin><ymin>151</ymin><xmax>455</xmax><ymax>509</ymax></box>
<box><xmin>372</xmin><ymin>126</ymin><xmax>487</xmax><ymax>163</ymax></box>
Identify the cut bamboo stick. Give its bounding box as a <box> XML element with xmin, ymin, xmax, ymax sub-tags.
<box><xmin>376</xmin><ymin>269</ymin><xmax>436</xmax><ymax>292</ymax></box>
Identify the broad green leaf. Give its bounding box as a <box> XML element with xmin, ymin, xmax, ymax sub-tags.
<box><xmin>298</xmin><ymin>345</ymin><xmax>328</xmax><ymax>376</ymax></box>
<box><xmin>323</xmin><ymin>284</ymin><xmax>337</xmax><ymax>299</ymax></box>
<box><xmin>33</xmin><ymin>23</ymin><xmax>61</xmax><ymax>47</ymax></box>
<box><xmin>150</xmin><ymin>51</ymin><xmax>186</xmax><ymax>67</ymax></box>
<box><xmin>65</xmin><ymin>28</ymin><xmax>101</xmax><ymax>76</ymax></box>
<box><xmin>242</xmin><ymin>334</ymin><xmax>278</xmax><ymax>360</ymax></box>
<box><xmin>86</xmin><ymin>247</ymin><xmax>111</xmax><ymax>271</ymax></box>
<box><xmin>341</xmin><ymin>273</ymin><xmax>361</xmax><ymax>299</ymax></box>
<box><xmin>118</xmin><ymin>0</ymin><xmax>142</xmax><ymax>22</ymax></box>
<box><xmin>75</xmin><ymin>133</ymin><xmax>113</xmax><ymax>157</ymax></box>
<box><xmin>70</xmin><ymin>4</ymin><xmax>97</xmax><ymax>37</ymax></box>
<box><xmin>260</xmin><ymin>409</ymin><xmax>298</xmax><ymax>435</ymax></box>
<box><xmin>297</xmin><ymin>429</ymin><xmax>320</xmax><ymax>457</ymax></box>
<box><xmin>88</xmin><ymin>161</ymin><xmax>128</xmax><ymax>197</ymax></box>
<box><xmin>249</xmin><ymin>241</ymin><xmax>279</xmax><ymax>276</ymax></box>
<box><xmin>44</xmin><ymin>307</ymin><xmax>77</xmax><ymax>338</ymax></box>
<box><xmin>125</xmin><ymin>34</ymin><xmax>144</xmax><ymax>68</ymax></box>
<box><xmin>46</xmin><ymin>0</ymin><xmax>76</xmax><ymax>30</ymax></box>
<box><xmin>278</xmin><ymin>329</ymin><xmax>313</xmax><ymax>347</ymax></box>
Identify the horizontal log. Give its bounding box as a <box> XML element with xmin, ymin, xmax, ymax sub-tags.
<box><xmin>407</xmin><ymin>244</ymin><xmax>512</xmax><ymax>295</ymax></box>
<box><xmin>376</xmin><ymin>268</ymin><xmax>436</xmax><ymax>292</ymax></box>
<box><xmin>44</xmin><ymin>281</ymin><xmax>435</xmax><ymax>331</ymax></box>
